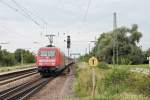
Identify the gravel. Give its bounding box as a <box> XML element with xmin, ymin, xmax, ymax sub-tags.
<box><xmin>0</xmin><ymin>73</ymin><xmax>41</xmax><ymax>92</ymax></box>
<box><xmin>29</xmin><ymin>65</ymin><xmax>78</xmax><ymax>100</ymax></box>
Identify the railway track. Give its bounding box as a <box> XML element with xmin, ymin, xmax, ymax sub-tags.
<box><xmin>0</xmin><ymin>68</ymin><xmax>37</xmax><ymax>85</ymax></box>
<box><xmin>0</xmin><ymin>77</ymin><xmax>52</xmax><ymax>100</ymax></box>
<box><xmin>0</xmin><ymin>62</ymin><xmax>74</xmax><ymax>100</ymax></box>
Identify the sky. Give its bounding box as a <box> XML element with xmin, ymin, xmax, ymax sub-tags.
<box><xmin>0</xmin><ymin>0</ymin><xmax>150</xmax><ymax>56</ymax></box>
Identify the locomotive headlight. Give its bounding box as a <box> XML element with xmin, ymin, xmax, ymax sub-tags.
<box><xmin>50</xmin><ymin>60</ymin><xmax>56</xmax><ymax>64</ymax></box>
<box><xmin>51</xmin><ymin>62</ymin><xmax>55</xmax><ymax>65</ymax></box>
<box><xmin>39</xmin><ymin>63</ymin><xmax>43</xmax><ymax>66</ymax></box>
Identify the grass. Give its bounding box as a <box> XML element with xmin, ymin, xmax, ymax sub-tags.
<box><xmin>0</xmin><ymin>63</ymin><xmax>35</xmax><ymax>72</ymax></box>
<box><xmin>73</xmin><ymin>62</ymin><xmax>150</xmax><ymax>100</ymax></box>
<box><xmin>109</xmin><ymin>64</ymin><xmax>149</xmax><ymax>69</ymax></box>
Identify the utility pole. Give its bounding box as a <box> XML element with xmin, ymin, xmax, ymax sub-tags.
<box><xmin>113</xmin><ymin>12</ymin><xmax>118</xmax><ymax>67</ymax></box>
<box><xmin>0</xmin><ymin>42</ymin><xmax>9</xmax><ymax>55</ymax></box>
<box><xmin>89</xmin><ymin>43</ymin><xmax>91</xmax><ymax>54</ymax></box>
<box><xmin>21</xmin><ymin>48</ymin><xmax>31</xmax><ymax>66</ymax></box>
<box><xmin>45</xmin><ymin>34</ymin><xmax>55</xmax><ymax>47</ymax></box>
<box><xmin>85</xmin><ymin>48</ymin><xmax>87</xmax><ymax>54</ymax></box>
<box><xmin>90</xmin><ymin>39</ymin><xmax>97</xmax><ymax>56</ymax></box>
<box><xmin>21</xmin><ymin>50</ymin><xmax>23</xmax><ymax>66</ymax></box>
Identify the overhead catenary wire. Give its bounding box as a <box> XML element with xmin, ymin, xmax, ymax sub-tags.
<box><xmin>0</xmin><ymin>0</ymin><xmax>48</xmax><ymax>40</ymax></box>
<box><xmin>11</xmin><ymin>0</ymin><xmax>48</xmax><ymax>31</ymax></box>
<box><xmin>11</xmin><ymin>0</ymin><xmax>42</xmax><ymax>26</ymax></box>
<box><xmin>83</xmin><ymin>0</ymin><xmax>92</xmax><ymax>22</ymax></box>
<box><xmin>0</xmin><ymin>23</ymin><xmax>32</xmax><ymax>38</ymax></box>
<box><xmin>0</xmin><ymin>0</ymin><xmax>43</xmax><ymax>28</ymax></box>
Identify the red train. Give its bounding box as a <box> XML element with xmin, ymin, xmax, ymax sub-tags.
<box><xmin>35</xmin><ymin>46</ymin><xmax>67</xmax><ymax>76</ymax></box>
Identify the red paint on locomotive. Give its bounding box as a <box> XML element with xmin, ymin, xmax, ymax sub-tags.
<box><xmin>35</xmin><ymin>47</ymin><xmax>65</xmax><ymax>75</ymax></box>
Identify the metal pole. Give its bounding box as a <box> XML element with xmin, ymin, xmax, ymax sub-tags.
<box><xmin>68</xmin><ymin>48</ymin><xmax>69</xmax><ymax>63</ymax></box>
<box><xmin>92</xmin><ymin>67</ymin><xmax>96</xmax><ymax>99</ymax></box>
<box><xmin>85</xmin><ymin>48</ymin><xmax>87</xmax><ymax>54</ymax></box>
<box><xmin>89</xmin><ymin>43</ymin><xmax>91</xmax><ymax>54</ymax></box>
<box><xmin>21</xmin><ymin>50</ymin><xmax>23</xmax><ymax>66</ymax></box>
<box><xmin>67</xmin><ymin>48</ymin><xmax>70</xmax><ymax>72</ymax></box>
<box><xmin>113</xmin><ymin>12</ymin><xmax>118</xmax><ymax>67</ymax></box>
<box><xmin>149</xmin><ymin>56</ymin><xmax>150</xmax><ymax>77</ymax></box>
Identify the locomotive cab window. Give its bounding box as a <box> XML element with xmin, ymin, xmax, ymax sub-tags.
<box><xmin>39</xmin><ymin>50</ymin><xmax>56</xmax><ymax>57</ymax></box>
<box><xmin>47</xmin><ymin>50</ymin><xmax>55</xmax><ymax>57</ymax></box>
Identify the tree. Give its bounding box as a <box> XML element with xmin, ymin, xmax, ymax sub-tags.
<box><xmin>0</xmin><ymin>49</ymin><xmax>17</xmax><ymax>66</ymax></box>
<box><xmin>14</xmin><ymin>49</ymin><xmax>35</xmax><ymax>64</ymax></box>
<box><xmin>91</xmin><ymin>24</ymin><xmax>144</xmax><ymax>64</ymax></box>
<box><xmin>146</xmin><ymin>48</ymin><xmax>150</xmax><ymax>56</ymax></box>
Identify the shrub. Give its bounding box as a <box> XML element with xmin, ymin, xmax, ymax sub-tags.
<box><xmin>105</xmin><ymin>68</ymin><xmax>130</xmax><ymax>86</ymax></box>
<box><xmin>120</xmin><ymin>57</ymin><xmax>132</xmax><ymax>65</ymax></box>
<box><xmin>128</xmin><ymin>73</ymin><xmax>150</xmax><ymax>96</ymax></box>
<box><xmin>98</xmin><ymin>61</ymin><xmax>109</xmax><ymax>69</ymax></box>
<box><xmin>74</xmin><ymin>62</ymin><xmax>150</xmax><ymax>99</ymax></box>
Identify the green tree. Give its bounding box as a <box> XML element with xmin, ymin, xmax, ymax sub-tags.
<box><xmin>91</xmin><ymin>24</ymin><xmax>144</xmax><ymax>64</ymax></box>
<box><xmin>14</xmin><ymin>49</ymin><xmax>35</xmax><ymax>64</ymax></box>
<box><xmin>146</xmin><ymin>48</ymin><xmax>150</xmax><ymax>56</ymax></box>
<box><xmin>0</xmin><ymin>49</ymin><xmax>17</xmax><ymax>66</ymax></box>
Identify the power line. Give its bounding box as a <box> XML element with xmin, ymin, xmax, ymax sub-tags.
<box><xmin>0</xmin><ymin>0</ymin><xmax>42</xmax><ymax>27</ymax></box>
<box><xmin>0</xmin><ymin>23</ymin><xmax>32</xmax><ymax>38</ymax></box>
<box><xmin>83</xmin><ymin>0</ymin><xmax>92</xmax><ymax>22</ymax></box>
<box><xmin>11</xmin><ymin>0</ymin><xmax>41</xmax><ymax>26</ymax></box>
<box><xmin>0</xmin><ymin>0</ymin><xmax>48</xmax><ymax>38</ymax></box>
<box><xmin>11</xmin><ymin>0</ymin><xmax>48</xmax><ymax>35</ymax></box>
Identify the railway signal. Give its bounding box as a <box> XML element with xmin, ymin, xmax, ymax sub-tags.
<box><xmin>88</xmin><ymin>57</ymin><xmax>98</xmax><ymax>99</ymax></box>
<box><xmin>67</xmin><ymin>35</ymin><xmax>71</xmax><ymax>49</ymax></box>
<box><xmin>66</xmin><ymin>35</ymin><xmax>71</xmax><ymax>72</ymax></box>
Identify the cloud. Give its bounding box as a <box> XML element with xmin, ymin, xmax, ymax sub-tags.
<box><xmin>0</xmin><ymin>0</ymin><xmax>150</xmax><ymax>54</ymax></box>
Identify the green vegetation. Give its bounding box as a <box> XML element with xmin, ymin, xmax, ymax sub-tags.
<box><xmin>0</xmin><ymin>48</ymin><xmax>35</xmax><ymax>67</ymax></box>
<box><xmin>80</xmin><ymin>24</ymin><xmax>150</xmax><ymax>65</ymax></box>
<box><xmin>0</xmin><ymin>64</ymin><xmax>34</xmax><ymax>72</ymax></box>
<box><xmin>74</xmin><ymin>62</ymin><xmax>150</xmax><ymax>100</ymax></box>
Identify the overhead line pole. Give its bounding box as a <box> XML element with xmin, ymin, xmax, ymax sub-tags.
<box><xmin>113</xmin><ymin>12</ymin><xmax>118</xmax><ymax>67</ymax></box>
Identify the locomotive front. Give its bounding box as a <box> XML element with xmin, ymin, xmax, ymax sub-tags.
<box><xmin>35</xmin><ymin>47</ymin><xmax>65</xmax><ymax>76</ymax></box>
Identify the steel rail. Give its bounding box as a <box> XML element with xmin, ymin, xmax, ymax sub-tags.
<box><xmin>0</xmin><ymin>67</ymin><xmax>37</xmax><ymax>82</ymax></box>
<box><xmin>0</xmin><ymin>77</ymin><xmax>52</xmax><ymax>100</ymax></box>
<box><xmin>0</xmin><ymin>71</ymin><xmax>38</xmax><ymax>85</ymax></box>
<box><xmin>0</xmin><ymin>62</ymin><xmax>74</xmax><ymax>100</ymax></box>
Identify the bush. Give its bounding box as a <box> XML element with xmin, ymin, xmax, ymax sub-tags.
<box><xmin>105</xmin><ymin>68</ymin><xmax>130</xmax><ymax>85</ymax></box>
<box><xmin>120</xmin><ymin>57</ymin><xmax>132</xmax><ymax>65</ymax></box>
<box><xmin>98</xmin><ymin>61</ymin><xmax>109</xmax><ymax>69</ymax></box>
<box><xmin>74</xmin><ymin>62</ymin><xmax>150</xmax><ymax>99</ymax></box>
<box><xmin>74</xmin><ymin>68</ymin><xmax>93</xmax><ymax>97</ymax></box>
<box><xmin>128</xmin><ymin>73</ymin><xmax>150</xmax><ymax>96</ymax></box>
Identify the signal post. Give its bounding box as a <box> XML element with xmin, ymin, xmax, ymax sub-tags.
<box><xmin>67</xmin><ymin>36</ymin><xmax>71</xmax><ymax>72</ymax></box>
<box><xmin>147</xmin><ymin>56</ymin><xmax>150</xmax><ymax>77</ymax></box>
<box><xmin>88</xmin><ymin>57</ymin><xmax>98</xmax><ymax>99</ymax></box>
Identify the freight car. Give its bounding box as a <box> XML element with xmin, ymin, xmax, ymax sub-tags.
<box><xmin>35</xmin><ymin>46</ymin><xmax>70</xmax><ymax>76</ymax></box>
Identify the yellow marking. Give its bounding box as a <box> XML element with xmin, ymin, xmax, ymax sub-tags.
<box><xmin>88</xmin><ymin>57</ymin><xmax>98</xmax><ymax>67</ymax></box>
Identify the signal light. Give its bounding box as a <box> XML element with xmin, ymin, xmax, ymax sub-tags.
<box><xmin>67</xmin><ymin>36</ymin><xmax>71</xmax><ymax>48</ymax></box>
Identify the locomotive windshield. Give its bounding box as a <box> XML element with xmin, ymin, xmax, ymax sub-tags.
<box><xmin>39</xmin><ymin>50</ymin><xmax>55</xmax><ymax>57</ymax></box>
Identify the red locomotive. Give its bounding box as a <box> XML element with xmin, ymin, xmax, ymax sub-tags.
<box><xmin>35</xmin><ymin>46</ymin><xmax>67</xmax><ymax>76</ymax></box>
